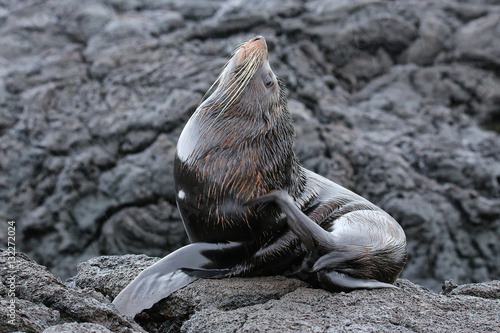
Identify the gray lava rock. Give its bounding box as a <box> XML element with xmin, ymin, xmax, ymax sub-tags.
<box><xmin>453</xmin><ymin>13</ymin><xmax>500</xmax><ymax>70</ymax></box>
<box><xmin>0</xmin><ymin>250</ymin><xmax>144</xmax><ymax>332</ymax></box>
<box><xmin>442</xmin><ymin>279</ymin><xmax>500</xmax><ymax>299</ymax></box>
<box><xmin>6</xmin><ymin>251</ymin><xmax>499</xmax><ymax>332</ymax></box>
<box><xmin>42</xmin><ymin>323</ymin><xmax>113</xmax><ymax>333</ymax></box>
<box><xmin>178</xmin><ymin>279</ymin><xmax>500</xmax><ymax>333</ymax></box>
<box><xmin>0</xmin><ymin>0</ymin><xmax>499</xmax><ymax>297</ymax></box>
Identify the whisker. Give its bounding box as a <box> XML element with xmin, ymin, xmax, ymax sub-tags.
<box><xmin>201</xmin><ymin>41</ymin><xmax>266</xmax><ymax>131</ymax></box>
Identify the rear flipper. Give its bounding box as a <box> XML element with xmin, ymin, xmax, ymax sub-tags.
<box><xmin>246</xmin><ymin>190</ymin><xmax>334</xmax><ymax>251</ymax></box>
<box><xmin>317</xmin><ymin>270</ymin><xmax>397</xmax><ymax>291</ymax></box>
<box><xmin>112</xmin><ymin>242</ymin><xmax>238</xmax><ymax>317</ymax></box>
<box><xmin>247</xmin><ymin>190</ymin><xmax>399</xmax><ymax>291</ymax></box>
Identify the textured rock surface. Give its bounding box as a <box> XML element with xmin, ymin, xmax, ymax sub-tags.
<box><xmin>0</xmin><ymin>250</ymin><xmax>145</xmax><ymax>333</ymax></box>
<box><xmin>3</xmin><ymin>251</ymin><xmax>500</xmax><ymax>332</ymax></box>
<box><xmin>1</xmin><ymin>0</ymin><xmax>500</xmax><ymax>294</ymax></box>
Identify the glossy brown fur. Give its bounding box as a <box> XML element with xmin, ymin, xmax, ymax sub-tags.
<box><xmin>175</xmin><ymin>36</ymin><xmax>407</xmax><ymax>287</ymax></box>
<box><xmin>175</xmin><ymin>37</ymin><xmax>303</xmax><ymax>247</ymax></box>
<box><xmin>113</xmin><ymin>36</ymin><xmax>407</xmax><ymax>318</ymax></box>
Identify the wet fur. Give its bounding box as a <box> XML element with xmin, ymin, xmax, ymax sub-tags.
<box><xmin>113</xmin><ymin>36</ymin><xmax>407</xmax><ymax>318</ymax></box>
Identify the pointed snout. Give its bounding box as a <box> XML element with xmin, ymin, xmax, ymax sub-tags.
<box><xmin>235</xmin><ymin>36</ymin><xmax>268</xmax><ymax>66</ymax></box>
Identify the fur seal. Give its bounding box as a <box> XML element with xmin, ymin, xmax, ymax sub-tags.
<box><xmin>113</xmin><ymin>36</ymin><xmax>407</xmax><ymax>317</ymax></box>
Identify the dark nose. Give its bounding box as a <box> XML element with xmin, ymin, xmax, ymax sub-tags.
<box><xmin>253</xmin><ymin>35</ymin><xmax>264</xmax><ymax>41</ymax></box>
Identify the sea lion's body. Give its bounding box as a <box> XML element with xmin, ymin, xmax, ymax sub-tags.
<box><xmin>113</xmin><ymin>36</ymin><xmax>407</xmax><ymax>317</ymax></box>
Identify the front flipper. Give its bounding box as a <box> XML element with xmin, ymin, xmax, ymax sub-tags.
<box><xmin>112</xmin><ymin>242</ymin><xmax>239</xmax><ymax>317</ymax></box>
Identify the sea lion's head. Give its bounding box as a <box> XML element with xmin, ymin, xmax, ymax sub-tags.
<box><xmin>176</xmin><ymin>36</ymin><xmax>303</xmax><ymax>208</ymax></box>
<box><xmin>202</xmin><ymin>36</ymin><xmax>287</xmax><ymax>126</ymax></box>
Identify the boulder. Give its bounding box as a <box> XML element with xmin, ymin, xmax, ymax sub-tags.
<box><xmin>2</xmin><ymin>251</ymin><xmax>499</xmax><ymax>332</ymax></box>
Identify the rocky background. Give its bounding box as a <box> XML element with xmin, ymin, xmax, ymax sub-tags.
<box><xmin>1</xmin><ymin>250</ymin><xmax>499</xmax><ymax>332</ymax></box>
<box><xmin>1</xmin><ymin>0</ymin><xmax>500</xmax><ymax>297</ymax></box>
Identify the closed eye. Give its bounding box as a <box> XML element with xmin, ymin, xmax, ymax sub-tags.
<box><xmin>264</xmin><ymin>72</ymin><xmax>274</xmax><ymax>88</ymax></box>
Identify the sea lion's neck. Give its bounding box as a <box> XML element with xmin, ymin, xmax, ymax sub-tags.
<box><xmin>176</xmin><ymin>35</ymin><xmax>305</xmax><ymax>201</ymax></box>
<box><xmin>176</xmin><ymin>93</ymin><xmax>304</xmax><ymax>200</ymax></box>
